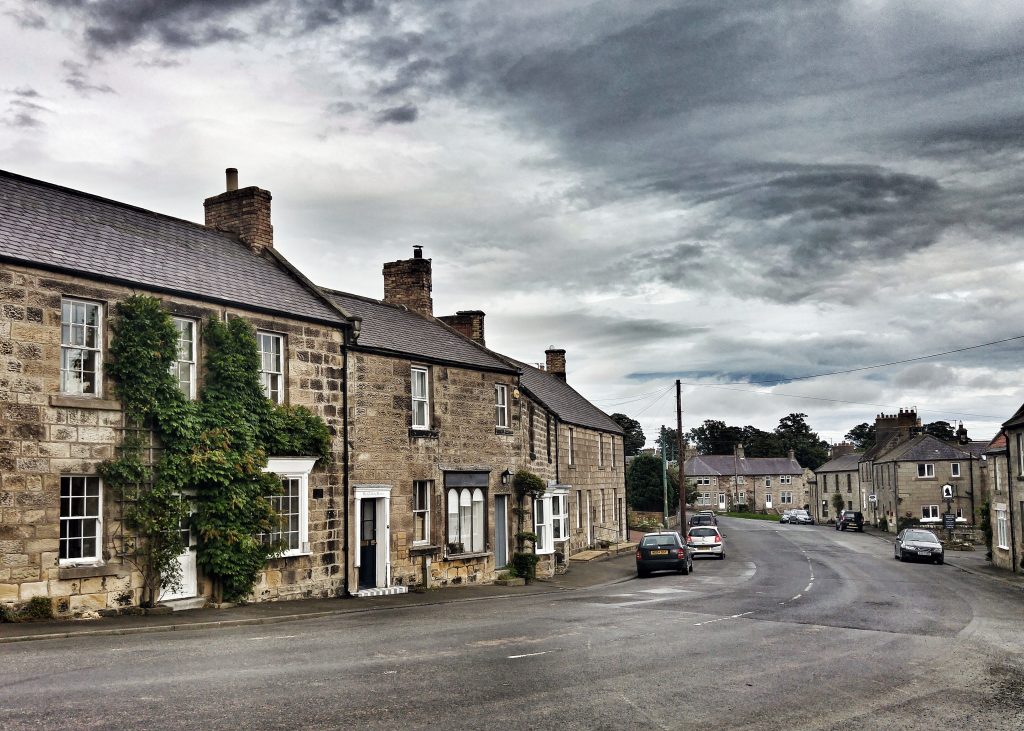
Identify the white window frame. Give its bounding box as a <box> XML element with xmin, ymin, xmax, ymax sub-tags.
<box><xmin>996</xmin><ymin>508</ymin><xmax>1009</xmax><ymax>549</ymax></box>
<box><xmin>534</xmin><ymin>495</ymin><xmax>553</xmax><ymax>555</ymax></box>
<box><xmin>552</xmin><ymin>491</ymin><xmax>569</xmax><ymax>542</ymax></box>
<box><xmin>568</xmin><ymin>427</ymin><xmax>576</xmax><ymax>466</ymax></box>
<box><xmin>413</xmin><ymin>480</ymin><xmax>431</xmax><ymax>545</ymax></box>
<box><xmin>171</xmin><ymin>317</ymin><xmax>197</xmax><ymax>400</ymax></box>
<box><xmin>738</xmin><ymin>491</ymin><xmax>746</xmax><ymax>504</ymax></box>
<box><xmin>765</xmin><ymin>476</ymin><xmax>772</xmax><ymax>487</ymax></box>
<box><xmin>917</xmin><ymin>463</ymin><xmax>935</xmax><ymax>478</ymax></box>
<box><xmin>59</xmin><ymin>475</ymin><xmax>103</xmax><ymax>566</ymax></box>
<box><xmin>780</xmin><ymin>475</ymin><xmax>792</xmax><ymax>485</ymax></box>
<box><xmin>60</xmin><ymin>298</ymin><xmax>103</xmax><ymax>396</ymax></box>
<box><xmin>257</xmin><ymin>331</ymin><xmax>285</xmax><ymax>404</ymax></box>
<box><xmin>1018</xmin><ymin>433</ymin><xmax>1024</xmax><ymax>477</ymax></box>
<box><xmin>447</xmin><ymin>487</ymin><xmax>484</xmax><ymax>554</ymax></box>
<box><xmin>922</xmin><ymin>504</ymin><xmax>940</xmax><ymax>521</ymax></box>
<box><xmin>699</xmin><ymin>492</ymin><xmax>712</xmax><ymax>505</ymax></box>
<box><xmin>412</xmin><ymin>366</ymin><xmax>430</xmax><ymax>430</ymax></box>
<box><xmin>696</xmin><ymin>476</ymin><xmax>711</xmax><ymax>486</ymax></box>
<box><xmin>950</xmin><ymin>462</ymin><xmax>961</xmax><ymax>478</ymax></box>
<box><xmin>262</xmin><ymin>457</ymin><xmax>315</xmax><ymax>557</ymax></box>
<box><xmin>780</xmin><ymin>490</ymin><xmax>793</xmax><ymax>505</ymax></box>
<box><xmin>494</xmin><ymin>384</ymin><xmax>509</xmax><ymax>428</ymax></box>
<box><xmin>575</xmin><ymin>489</ymin><xmax>582</xmax><ymax>530</ymax></box>
<box><xmin>736</xmin><ymin>476</ymin><xmax>745</xmax><ymax>485</ymax></box>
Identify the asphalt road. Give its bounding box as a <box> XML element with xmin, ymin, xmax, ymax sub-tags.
<box><xmin>2</xmin><ymin>518</ymin><xmax>1023</xmax><ymax>730</ymax></box>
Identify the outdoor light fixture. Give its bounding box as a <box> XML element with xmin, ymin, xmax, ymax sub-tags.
<box><xmin>501</xmin><ymin>469</ymin><xmax>511</xmax><ymax>485</ymax></box>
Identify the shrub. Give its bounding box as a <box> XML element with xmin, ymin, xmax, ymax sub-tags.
<box><xmin>511</xmin><ymin>552</ymin><xmax>540</xmax><ymax>581</ymax></box>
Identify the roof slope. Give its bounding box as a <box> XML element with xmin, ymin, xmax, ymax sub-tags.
<box><xmin>510</xmin><ymin>359</ymin><xmax>622</xmax><ymax>434</ymax></box>
<box><xmin>815</xmin><ymin>452</ymin><xmax>863</xmax><ymax>473</ymax></box>
<box><xmin>324</xmin><ymin>289</ymin><xmax>516</xmax><ymax>373</ymax></box>
<box><xmin>0</xmin><ymin>170</ymin><xmax>342</xmax><ymax>324</ymax></box>
<box><xmin>1003</xmin><ymin>402</ymin><xmax>1024</xmax><ymax>430</ymax></box>
<box><xmin>875</xmin><ymin>434</ymin><xmax>976</xmax><ymax>462</ymax></box>
<box><xmin>684</xmin><ymin>454</ymin><xmax>803</xmax><ymax>476</ymax></box>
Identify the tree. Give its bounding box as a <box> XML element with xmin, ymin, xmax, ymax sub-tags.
<box><xmin>774</xmin><ymin>413</ymin><xmax>829</xmax><ymax>470</ymax></box>
<box><xmin>845</xmin><ymin>422</ymin><xmax>876</xmax><ymax>450</ymax></box>
<box><xmin>831</xmin><ymin>491</ymin><xmax>846</xmax><ymax>515</ymax></box>
<box><xmin>655</xmin><ymin>426</ymin><xmax>680</xmax><ymax>461</ymax></box>
<box><xmin>742</xmin><ymin>425</ymin><xmax>781</xmax><ymax>457</ymax></box>
<box><xmin>626</xmin><ymin>454</ymin><xmax>677</xmax><ymax>512</ymax></box>
<box><xmin>688</xmin><ymin>419</ymin><xmax>745</xmax><ymax>455</ymax></box>
<box><xmin>924</xmin><ymin>421</ymin><xmax>956</xmax><ymax>441</ymax></box>
<box><xmin>610</xmin><ymin>413</ymin><xmax>645</xmax><ymax>456</ymax></box>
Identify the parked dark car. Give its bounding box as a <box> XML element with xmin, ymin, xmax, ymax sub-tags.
<box><xmin>636</xmin><ymin>531</ymin><xmax>693</xmax><ymax>577</ymax></box>
<box><xmin>688</xmin><ymin>514</ymin><xmax>717</xmax><ymax>527</ymax></box>
<box><xmin>791</xmin><ymin>510</ymin><xmax>814</xmax><ymax>525</ymax></box>
<box><xmin>894</xmin><ymin>529</ymin><xmax>944</xmax><ymax>564</ymax></box>
<box><xmin>836</xmin><ymin>510</ymin><xmax>864</xmax><ymax>532</ymax></box>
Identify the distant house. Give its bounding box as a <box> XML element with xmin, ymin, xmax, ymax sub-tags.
<box><xmin>992</xmin><ymin>404</ymin><xmax>1024</xmax><ymax>574</ymax></box>
<box><xmin>683</xmin><ymin>444</ymin><xmax>805</xmax><ymax>513</ymax></box>
<box><xmin>813</xmin><ymin>444</ymin><xmax>863</xmax><ymax>523</ymax></box>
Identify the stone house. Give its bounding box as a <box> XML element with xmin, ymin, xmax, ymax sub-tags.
<box><xmin>510</xmin><ymin>352</ymin><xmax>626</xmax><ymax>575</ymax></box>
<box><xmin>812</xmin><ymin>444</ymin><xmax>863</xmax><ymax>523</ymax></box>
<box><xmin>991</xmin><ymin>404</ymin><xmax>1024</xmax><ymax>573</ymax></box>
<box><xmin>683</xmin><ymin>445</ymin><xmax>806</xmax><ymax>513</ymax></box>
<box><xmin>0</xmin><ymin>168</ymin><xmax>354</xmax><ymax>614</ymax></box>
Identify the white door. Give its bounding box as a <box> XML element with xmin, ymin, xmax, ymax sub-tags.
<box><xmin>161</xmin><ymin>511</ymin><xmax>197</xmax><ymax>601</ymax></box>
<box><xmin>765</xmin><ymin>493</ymin><xmax>773</xmax><ymax>509</ymax></box>
<box><xmin>718</xmin><ymin>493</ymin><xmax>726</xmax><ymax>511</ymax></box>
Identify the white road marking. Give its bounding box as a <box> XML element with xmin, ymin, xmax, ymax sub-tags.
<box><xmin>508</xmin><ymin>651</ymin><xmax>551</xmax><ymax>659</ymax></box>
<box><xmin>693</xmin><ymin>611</ymin><xmax>753</xmax><ymax>627</ymax></box>
<box><xmin>791</xmin><ymin>594</ymin><xmax>802</xmax><ymax>601</ymax></box>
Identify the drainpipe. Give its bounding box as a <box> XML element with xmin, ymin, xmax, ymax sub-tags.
<box><xmin>968</xmin><ymin>454</ymin><xmax>976</xmax><ymax>526</ymax></box>
<box><xmin>341</xmin><ymin>338</ymin><xmax>351</xmax><ymax>596</ymax></box>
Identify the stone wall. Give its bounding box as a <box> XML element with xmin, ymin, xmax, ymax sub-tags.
<box><xmin>346</xmin><ymin>350</ymin><xmax>519</xmax><ymax>591</ymax></box>
<box><xmin>0</xmin><ymin>262</ymin><xmax>345</xmax><ymax>614</ymax></box>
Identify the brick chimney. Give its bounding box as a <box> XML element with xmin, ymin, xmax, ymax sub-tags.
<box><xmin>545</xmin><ymin>348</ymin><xmax>566</xmax><ymax>380</ymax></box>
<box><xmin>788</xmin><ymin>448</ymin><xmax>796</xmax><ymax>461</ymax></box>
<box><xmin>874</xmin><ymin>408</ymin><xmax>920</xmax><ymax>449</ymax></box>
<box><xmin>204</xmin><ymin>168</ymin><xmax>273</xmax><ymax>253</ymax></box>
<box><xmin>734</xmin><ymin>443</ymin><xmax>745</xmax><ymax>460</ymax></box>
<box><xmin>439</xmin><ymin>310</ymin><xmax>485</xmax><ymax>345</ymax></box>
<box><xmin>383</xmin><ymin>246</ymin><xmax>433</xmax><ymax>316</ymax></box>
<box><xmin>831</xmin><ymin>442</ymin><xmax>855</xmax><ymax>458</ymax></box>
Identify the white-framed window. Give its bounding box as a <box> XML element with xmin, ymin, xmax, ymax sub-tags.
<box><xmin>551</xmin><ymin>492</ymin><xmax>569</xmax><ymax>542</ymax></box>
<box><xmin>171</xmin><ymin>317</ymin><xmax>197</xmax><ymax>399</ymax></box>
<box><xmin>257</xmin><ymin>331</ymin><xmax>284</xmax><ymax>404</ymax></box>
<box><xmin>922</xmin><ymin>504</ymin><xmax>940</xmax><ymax>521</ymax></box>
<box><xmin>598</xmin><ymin>435</ymin><xmax>605</xmax><ymax>467</ymax></box>
<box><xmin>699</xmin><ymin>492</ymin><xmax>712</xmax><ymax>505</ymax></box>
<box><xmin>917</xmin><ymin>463</ymin><xmax>935</xmax><ymax>478</ymax></box>
<box><xmin>780</xmin><ymin>475</ymin><xmax>792</xmax><ymax>485</ymax></box>
<box><xmin>575</xmin><ymin>489</ymin><xmax>582</xmax><ymax>530</ymax></box>
<box><xmin>950</xmin><ymin>462</ymin><xmax>961</xmax><ymax>478</ymax></box>
<box><xmin>765</xmin><ymin>476</ymin><xmax>772</xmax><ymax>487</ymax></box>
<box><xmin>447</xmin><ymin>487</ymin><xmax>484</xmax><ymax>553</ymax></box>
<box><xmin>696</xmin><ymin>477</ymin><xmax>711</xmax><ymax>486</ymax></box>
<box><xmin>1018</xmin><ymin>433</ymin><xmax>1024</xmax><ymax>476</ymax></box>
<box><xmin>59</xmin><ymin>475</ymin><xmax>102</xmax><ymax>565</ymax></box>
<box><xmin>568</xmin><ymin>427</ymin><xmax>576</xmax><ymax>466</ymax></box>
<box><xmin>494</xmin><ymin>384</ymin><xmax>509</xmax><ymax>428</ymax></box>
<box><xmin>738</xmin><ymin>491</ymin><xmax>746</xmax><ymax>504</ymax></box>
<box><xmin>736</xmin><ymin>476</ymin><xmax>745</xmax><ymax>485</ymax></box>
<box><xmin>411</xmin><ymin>366</ymin><xmax>430</xmax><ymax>429</ymax></box>
<box><xmin>60</xmin><ymin>298</ymin><xmax>103</xmax><ymax>396</ymax></box>
<box><xmin>262</xmin><ymin>457</ymin><xmax>315</xmax><ymax>557</ymax></box>
<box><xmin>413</xmin><ymin>480</ymin><xmax>431</xmax><ymax>544</ymax></box>
<box><xmin>780</xmin><ymin>491</ymin><xmax>793</xmax><ymax>504</ymax></box>
<box><xmin>996</xmin><ymin>508</ymin><xmax>1009</xmax><ymax>549</ymax></box>
<box><xmin>534</xmin><ymin>495</ymin><xmax>552</xmax><ymax>554</ymax></box>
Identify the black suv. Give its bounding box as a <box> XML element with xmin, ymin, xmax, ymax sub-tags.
<box><xmin>836</xmin><ymin>510</ymin><xmax>864</xmax><ymax>532</ymax></box>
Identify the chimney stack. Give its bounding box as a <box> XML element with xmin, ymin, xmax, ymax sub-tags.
<box><xmin>204</xmin><ymin>168</ymin><xmax>273</xmax><ymax>253</ymax></box>
<box><xmin>383</xmin><ymin>247</ymin><xmax>433</xmax><ymax>317</ymax></box>
<box><xmin>831</xmin><ymin>442</ymin><xmax>855</xmax><ymax>458</ymax></box>
<box><xmin>788</xmin><ymin>448</ymin><xmax>796</xmax><ymax>461</ymax></box>
<box><xmin>439</xmin><ymin>310</ymin><xmax>486</xmax><ymax>345</ymax></box>
<box><xmin>545</xmin><ymin>348</ymin><xmax>566</xmax><ymax>380</ymax></box>
<box><xmin>735</xmin><ymin>443</ymin><xmax>745</xmax><ymax>460</ymax></box>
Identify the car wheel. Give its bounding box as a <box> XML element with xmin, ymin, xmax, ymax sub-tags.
<box><xmin>679</xmin><ymin>562</ymin><xmax>689</xmax><ymax>575</ymax></box>
<box><xmin>637</xmin><ymin>570</ymin><xmax>649</xmax><ymax>578</ymax></box>
<box><xmin>935</xmin><ymin>557</ymin><xmax>944</xmax><ymax>565</ymax></box>
<box><xmin>897</xmin><ymin>551</ymin><xmax>904</xmax><ymax>562</ymax></box>
<box><xmin>718</xmin><ymin>553</ymin><xmax>725</xmax><ymax>560</ymax></box>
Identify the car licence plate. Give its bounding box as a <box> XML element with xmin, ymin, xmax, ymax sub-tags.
<box><xmin>650</xmin><ymin>549</ymin><xmax>669</xmax><ymax>555</ymax></box>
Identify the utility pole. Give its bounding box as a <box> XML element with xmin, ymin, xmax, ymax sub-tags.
<box><xmin>660</xmin><ymin>427</ymin><xmax>669</xmax><ymax>528</ymax></box>
<box><xmin>677</xmin><ymin>380</ymin><xmax>686</xmax><ymax>531</ymax></box>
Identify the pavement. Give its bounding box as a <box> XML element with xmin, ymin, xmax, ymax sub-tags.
<box><xmin>0</xmin><ymin>550</ymin><xmax>638</xmax><ymax>644</ymax></box>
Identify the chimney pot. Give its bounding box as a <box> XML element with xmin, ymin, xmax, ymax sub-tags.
<box><xmin>413</xmin><ymin>245</ymin><xmax>423</xmax><ymax>259</ymax></box>
<box><xmin>204</xmin><ymin>171</ymin><xmax>273</xmax><ymax>253</ymax></box>
<box><xmin>226</xmin><ymin>168</ymin><xmax>238</xmax><ymax>192</ymax></box>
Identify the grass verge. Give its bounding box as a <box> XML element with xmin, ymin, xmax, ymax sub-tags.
<box><xmin>725</xmin><ymin>511</ymin><xmax>779</xmax><ymax>522</ymax></box>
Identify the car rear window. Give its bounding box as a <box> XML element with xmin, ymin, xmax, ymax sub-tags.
<box><xmin>689</xmin><ymin>528</ymin><xmax>718</xmax><ymax>537</ymax></box>
<box><xmin>641</xmin><ymin>536</ymin><xmax>677</xmax><ymax>548</ymax></box>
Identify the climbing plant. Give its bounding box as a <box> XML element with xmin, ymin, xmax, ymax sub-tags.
<box><xmin>101</xmin><ymin>296</ymin><xmax>332</xmax><ymax>606</ymax></box>
<box><xmin>510</xmin><ymin>470</ymin><xmax>545</xmax><ymax>582</ymax></box>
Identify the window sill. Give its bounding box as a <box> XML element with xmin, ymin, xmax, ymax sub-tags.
<box><xmin>494</xmin><ymin>427</ymin><xmax>514</xmax><ymax>436</ymax></box>
<box><xmin>409</xmin><ymin>428</ymin><xmax>439</xmax><ymax>440</ymax></box>
<box><xmin>269</xmin><ymin>550</ymin><xmax>310</xmax><ymax>560</ymax></box>
<box><xmin>58</xmin><ymin>563</ymin><xmax>125</xmax><ymax>580</ymax></box>
<box><xmin>410</xmin><ymin>544</ymin><xmax>440</xmax><ymax>555</ymax></box>
<box><xmin>444</xmin><ymin>550</ymin><xmax>491</xmax><ymax>561</ymax></box>
<box><xmin>50</xmin><ymin>395</ymin><xmax>122</xmax><ymax>411</ymax></box>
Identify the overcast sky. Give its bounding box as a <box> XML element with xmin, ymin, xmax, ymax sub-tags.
<box><xmin>3</xmin><ymin>0</ymin><xmax>1024</xmax><ymax>449</ymax></box>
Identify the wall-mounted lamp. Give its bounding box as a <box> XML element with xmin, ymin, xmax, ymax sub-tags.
<box><xmin>501</xmin><ymin>469</ymin><xmax>512</xmax><ymax>486</ymax></box>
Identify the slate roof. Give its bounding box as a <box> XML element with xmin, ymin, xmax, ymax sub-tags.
<box><xmin>815</xmin><ymin>452</ymin><xmax>863</xmax><ymax>473</ymax></box>
<box><xmin>1003</xmin><ymin>402</ymin><xmax>1024</xmax><ymax>430</ymax></box>
<box><xmin>323</xmin><ymin>289</ymin><xmax>517</xmax><ymax>373</ymax></box>
<box><xmin>509</xmin><ymin>359</ymin><xmax>623</xmax><ymax>434</ymax></box>
<box><xmin>0</xmin><ymin>170</ymin><xmax>344</xmax><ymax>324</ymax></box>
<box><xmin>874</xmin><ymin>434</ymin><xmax>976</xmax><ymax>462</ymax></box>
<box><xmin>684</xmin><ymin>454</ymin><xmax>803</xmax><ymax>477</ymax></box>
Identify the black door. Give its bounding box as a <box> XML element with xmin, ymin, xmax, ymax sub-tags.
<box><xmin>359</xmin><ymin>499</ymin><xmax>377</xmax><ymax>589</ymax></box>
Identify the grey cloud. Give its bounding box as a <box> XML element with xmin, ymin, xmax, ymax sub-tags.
<box><xmin>61</xmin><ymin>61</ymin><xmax>115</xmax><ymax>95</ymax></box>
<box><xmin>5</xmin><ymin>8</ymin><xmax>46</xmax><ymax>29</ymax></box>
<box><xmin>13</xmin><ymin>86</ymin><xmax>41</xmax><ymax>98</ymax></box>
<box><xmin>375</xmin><ymin>103</ymin><xmax>418</xmax><ymax>124</ymax></box>
<box><xmin>4</xmin><ymin>90</ymin><xmax>49</xmax><ymax>128</ymax></box>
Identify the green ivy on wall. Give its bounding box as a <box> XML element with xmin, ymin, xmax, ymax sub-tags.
<box><xmin>100</xmin><ymin>296</ymin><xmax>331</xmax><ymax>606</ymax></box>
